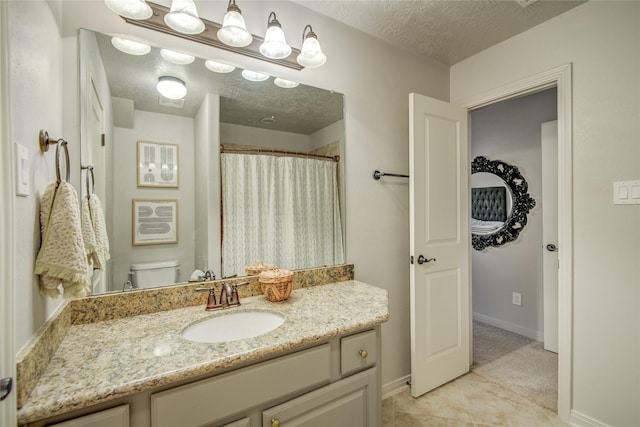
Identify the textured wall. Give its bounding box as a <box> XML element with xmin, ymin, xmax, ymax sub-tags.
<box><xmin>452</xmin><ymin>2</ymin><xmax>640</xmax><ymax>425</ymax></box>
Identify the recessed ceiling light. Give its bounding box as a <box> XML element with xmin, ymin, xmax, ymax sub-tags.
<box><xmin>273</xmin><ymin>78</ymin><xmax>299</xmax><ymax>89</ymax></box>
<box><xmin>241</xmin><ymin>69</ymin><xmax>269</xmax><ymax>82</ymax></box>
<box><xmin>156</xmin><ymin>76</ymin><xmax>187</xmax><ymax>100</ymax></box>
<box><xmin>160</xmin><ymin>49</ymin><xmax>195</xmax><ymax>65</ymax></box>
<box><xmin>260</xmin><ymin>116</ymin><xmax>276</xmax><ymax>125</ymax></box>
<box><xmin>205</xmin><ymin>60</ymin><xmax>235</xmax><ymax>74</ymax></box>
<box><xmin>111</xmin><ymin>37</ymin><xmax>151</xmax><ymax>55</ymax></box>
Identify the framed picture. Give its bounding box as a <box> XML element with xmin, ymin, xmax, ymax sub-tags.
<box><xmin>132</xmin><ymin>199</ymin><xmax>178</xmax><ymax>245</ymax></box>
<box><xmin>137</xmin><ymin>140</ymin><xmax>179</xmax><ymax>187</ymax></box>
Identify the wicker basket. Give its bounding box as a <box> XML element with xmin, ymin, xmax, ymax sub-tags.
<box><xmin>245</xmin><ymin>261</ymin><xmax>277</xmax><ymax>276</ymax></box>
<box><xmin>258</xmin><ymin>269</ymin><xmax>294</xmax><ymax>302</ymax></box>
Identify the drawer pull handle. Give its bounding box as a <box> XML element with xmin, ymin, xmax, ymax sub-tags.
<box><xmin>359</xmin><ymin>349</ymin><xmax>368</xmax><ymax>359</ymax></box>
<box><xmin>271</xmin><ymin>418</ymin><xmax>281</xmax><ymax>427</ymax></box>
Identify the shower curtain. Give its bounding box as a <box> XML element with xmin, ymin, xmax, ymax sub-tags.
<box><xmin>221</xmin><ymin>153</ymin><xmax>344</xmax><ymax>277</ymax></box>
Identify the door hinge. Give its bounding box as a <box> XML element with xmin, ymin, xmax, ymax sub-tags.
<box><xmin>0</xmin><ymin>377</ymin><xmax>12</xmax><ymax>401</ymax></box>
<box><xmin>410</xmin><ymin>256</ymin><xmax>414</xmax><ymax>265</ymax></box>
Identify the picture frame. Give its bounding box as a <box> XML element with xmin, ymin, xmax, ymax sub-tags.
<box><xmin>137</xmin><ymin>140</ymin><xmax>179</xmax><ymax>187</ymax></box>
<box><xmin>132</xmin><ymin>199</ymin><xmax>178</xmax><ymax>245</ymax></box>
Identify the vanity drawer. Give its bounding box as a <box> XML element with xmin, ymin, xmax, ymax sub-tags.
<box><xmin>151</xmin><ymin>344</ymin><xmax>331</xmax><ymax>427</ymax></box>
<box><xmin>341</xmin><ymin>330</ymin><xmax>377</xmax><ymax>376</ymax></box>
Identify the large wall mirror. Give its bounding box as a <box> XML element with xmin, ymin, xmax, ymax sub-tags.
<box><xmin>79</xmin><ymin>29</ymin><xmax>345</xmax><ymax>294</ymax></box>
<box><xmin>471</xmin><ymin>156</ymin><xmax>535</xmax><ymax>250</ymax></box>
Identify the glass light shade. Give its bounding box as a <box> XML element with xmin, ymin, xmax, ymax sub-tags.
<box><xmin>104</xmin><ymin>0</ymin><xmax>152</xmax><ymax>20</ymax></box>
<box><xmin>297</xmin><ymin>36</ymin><xmax>326</xmax><ymax>68</ymax></box>
<box><xmin>160</xmin><ymin>49</ymin><xmax>195</xmax><ymax>65</ymax></box>
<box><xmin>157</xmin><ymin>76</ymin><xmax>187</xmax><ymax>100</ymax></box>
<box><xmin>217</xmin><ymin>10</ymin><xmax>253</xmax><ymax>47</ymax></box>
<box><xmin>260</xmin><ymin>26</ymin><xmax>292</xmax><ymax>59</ymax></box>
<box><xmin>273</xmin><ymin>78</ymin><xmax>299</xmax><ymax>89</ymax></box>
<box><xmin>164</xmin><ymin>0</ymin><xmax>205</xmax><ymax>35</ymax></box>
<box><xmin>111</xmin><ymin>37</ymin><xmax>151</xmax><ymax>55</ymax></box>
<box><xmin>205</xmin><ymin>60</ymin><xmax>235</xmax><ymax>74</ymax></box>
<box><xmin>241</xmin><ymin>70</ymin><xmax>269</xmax><ymax>82</ymax></box>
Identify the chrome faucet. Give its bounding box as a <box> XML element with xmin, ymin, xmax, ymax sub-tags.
<box><xmin>122</xmin><ymin>280</ymin><xmax>134</xmax><ymax>292</ymax></box>
<box><xmin>203</xmin><ymin>270</ymin><xmax>216</xmax><ymax>281</ymax></box>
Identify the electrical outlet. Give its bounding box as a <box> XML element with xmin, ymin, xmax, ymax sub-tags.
<box><xmin>512</xmin><ymin>292</ymin><xmax>522</xmax><ymax>306</ymax></box>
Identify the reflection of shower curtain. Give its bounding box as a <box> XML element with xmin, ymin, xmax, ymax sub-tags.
<box><xmin>221</xmin><ymin>153</ymin><xmax>344</xmax><ymax>277</ymax></box>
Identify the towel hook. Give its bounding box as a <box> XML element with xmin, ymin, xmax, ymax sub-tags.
<box><xmin>55</xmin><ymin>140</ymin><xmax>70</xmax><ymax>184</ymax></box>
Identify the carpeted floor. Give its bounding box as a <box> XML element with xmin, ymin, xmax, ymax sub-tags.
<box><xmin>472</xmin><ymin>321</ymin><xmax>558</xmax><ymax>412</ymax></box>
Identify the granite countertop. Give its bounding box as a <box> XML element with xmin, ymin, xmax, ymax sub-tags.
<box><xmin>18</xmin><ymin>280</ymin><xmax>389</xmax><ymax>424</ymax></box>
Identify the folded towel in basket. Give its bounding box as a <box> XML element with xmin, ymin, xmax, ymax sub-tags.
<box><xmin>35</xmin><ymin>181</ymin><xmax>91</xmax><ymax>298</ymax></box>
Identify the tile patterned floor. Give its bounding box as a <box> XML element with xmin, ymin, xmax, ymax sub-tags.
<box><xmin>382</xmin><ymin>372</ymin><xmax>568</xmax><ymax>426</ymax></box>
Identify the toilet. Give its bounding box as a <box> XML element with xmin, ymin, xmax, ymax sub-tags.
<box><xmin>129</xmin><ymin>260</ymin><xmax>181</xmax><ymax>289</ymax></box>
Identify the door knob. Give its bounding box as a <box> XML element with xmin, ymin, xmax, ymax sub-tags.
<box><xmin>546</xmin><ymin>244</ymin><xmax>558</xmax><ymax>252</ymax></box>
<box><xmin>417</xmin><ymin>255</ymin><xmax>436</xmax><ymax>264</ymax></box>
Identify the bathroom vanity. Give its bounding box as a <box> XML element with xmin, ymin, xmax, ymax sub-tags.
<box><xmin>17</xmin><ymin>279</ymin><xmax>388</xmax><ymax>427</ymax></box>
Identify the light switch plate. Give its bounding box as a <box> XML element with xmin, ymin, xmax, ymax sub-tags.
<box><xmin>614</xmin><ymin>181</ymin><xmax>640</xmax><ymax>205</ymax></box>
<box><xmin>14</xmin><ymin>142</ymin><xmax>29</xmax><ymax>197</ymax></box>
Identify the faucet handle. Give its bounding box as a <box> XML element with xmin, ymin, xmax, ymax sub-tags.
<box><xmin>229</xmin><ymin>281</ymin><xmax>250</xmax><ymax>305</ymax></box>
<box><xmin>195</xmin><ymin>287</ymin><xmax>218</xmax><ymax>311</ymax></box>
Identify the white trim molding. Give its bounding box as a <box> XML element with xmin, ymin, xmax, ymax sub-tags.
<box><xmin>382</xmin><ymin>375</ymin><xmax>411</xmax><ymax>400</ymax></box>
<box><xmin>571</xmin><ymin>410</ymin><xmax>612</xmax><ymax>427</ymax></box>
<box><xmin>473</xmin><ymin>313</ymin><xmax>543</xmax><ymax>341</ymax></box>
<box><xmin>0</xmin><ymin>0</ymin><xmax>17</xmax><ymax>425</ymax></box>
<box><xmin>460</xmin><ymin>63</ymin><xmax>574</xmax><ymax>422</ymax></box>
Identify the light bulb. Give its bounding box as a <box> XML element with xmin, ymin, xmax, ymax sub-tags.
<box><xmin>157</xmin><ymin>76</ymin><xmax>187</xmax><ymax>100</ymax></box>
<box><xmin>259</xmin><ymin>12</ymin><xmax>291</xmax><ymax>60</ymax></box>
<box><xmin>297</xmin><ymin>26</ymin><xmax>326</xmax><ymax>68</ymax></box>
<box><xmin>217</xmin><ymin>0</ymin><xmax>253</xmax><ymax>47</ymax></box>
<box><xmin>164</xmin><ymin>0</ymin><xmax>205</xmax><ymax>35</ymax></box>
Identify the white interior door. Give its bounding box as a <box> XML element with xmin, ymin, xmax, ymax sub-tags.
<box><xmin>409</xmin><ymin>93</ymin><xmax>470</xmax><ymax>397</ymax></box>
<box><xmin>542</xmin><ymin>120</ymin><xmax>559</xmax><ymax>353</ymax></box>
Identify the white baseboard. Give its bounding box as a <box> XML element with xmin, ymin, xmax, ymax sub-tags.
<box><xmin>382</xmin><ymin>375</ymin><xmax>410</xmax><ymax>399</ymax></box>
<box><xmin>473</xmin><ymin>312</ymin><xmax>543</xmax><ymax>341</ymax></box>
<box><xmin>570</xmin><ymin>410</ymin><xmax>611</xmax><ymax>427</ymax></box>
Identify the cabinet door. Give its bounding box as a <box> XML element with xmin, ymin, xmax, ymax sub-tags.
<box><xmin>263</xmin><ymin>368</ymin><xmax>378</xmax><ymax>427</ymax></box>
<box><xmin>49</xmin><ymin>405</ymin><xmax>129</xmax><ymax>427</ymax></box>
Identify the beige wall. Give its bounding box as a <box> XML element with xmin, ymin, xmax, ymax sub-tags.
<box><xmin>451</xmin><ymin>2</ymin><xmax>640</xmax><ymax>425</ymax></box>
<box><xmin>13</xmin><ymin>0</ymin><xmax>450</xmax><ymax>393</ymax></box>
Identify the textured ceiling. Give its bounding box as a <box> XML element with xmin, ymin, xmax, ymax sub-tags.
<box><xmin>294</xmin><ymin>0</ymin><xmax>585</xmax><ymax>65</ymax></box>
<box><xmin>95</xmin><ymin>32</ymin><xmax>344</xmax><ymax>135</ymax></box>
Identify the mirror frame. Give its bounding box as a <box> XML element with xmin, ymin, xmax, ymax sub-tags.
<box><xmin>471</xmin><ymin>156</ymin><xmax>535</xmax><ymax>250</ymax></box>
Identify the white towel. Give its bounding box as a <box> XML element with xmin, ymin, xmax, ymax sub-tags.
<box><xmin>35</xmin><ymin>181</ymin><xmax>91</xmax><ymax>298</ymax></box>
<box><xmin>88</xmin><ymin>193</ymin><xmax>110</xmax><ymax>269</ymax></box>
<box><xmin>81</xmin><ymin>197</ymin><xmax>98</xmax><ymax>266</ymax></box>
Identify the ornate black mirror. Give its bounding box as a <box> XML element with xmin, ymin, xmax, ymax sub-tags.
<box><xmin>471</xmin><ymin>156</ymin><xmax>535</xmax><ymax>250</ymax></box>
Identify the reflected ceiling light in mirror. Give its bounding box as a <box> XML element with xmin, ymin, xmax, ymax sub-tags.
<box><xmin>273</xmin><ymin>78</ymin><xmax>299</xmax><ymax>89</ymax></box>
<box><xmin>261</xmin><ymin>116</ymin><xmax>276</xmax><ymax>125</ymax></box>
<box><xmin>104</xmin><ymin>0</ymin><xmax>152</xmax><ymax>20</ymax></box>
<box><xmin>259</xmin><ymin>12</ymin><xmax>292</xmax><ymax>60</ymax></box>
<box><xmin>111</xmin><ymin>36</ymin><xmax>151</xmax><ymax>55</ymax></box>
<box><xmin>205</xmin><ymin>60</ymin><xmax>236</xmax><ymax>74</ymax></box>
<box><xmin>297</xmin><ymin>25</ymin><xmax>326</xmax><ymax>68</ymax></box>
<box><xmin>156</xmin><ymin>76</ymin><xmax>187</xmax><ymax>99</ymax></box>
<box><xmin>241</xmin><ymin>69</ymin><xmax>269</xmax><ymax>82</ymax></box>
<box><xmin>217</xmin><ymin>0</ymin><xmax>253</xmax><ymax>48</ymax></box>
<box><xmin>160</xmin><ymin>49</ymin><xmax>195</xmax><ymax>65</ymax></box>
<box><xmin>164</xmin><ymin>0</ymin><xmax>205</xmax><ymax>35</ymax></box>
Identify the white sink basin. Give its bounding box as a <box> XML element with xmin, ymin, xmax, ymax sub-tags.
<box><xmin>182</xmin><ymin>311</ymin><xmax>285</xmax><ymax>343</ymax></box>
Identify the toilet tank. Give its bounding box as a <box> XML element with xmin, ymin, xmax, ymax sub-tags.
<box><xmin>129</xmin><ymin>260</ymin><xmax>181</xmax><ymax>289</ymax></box>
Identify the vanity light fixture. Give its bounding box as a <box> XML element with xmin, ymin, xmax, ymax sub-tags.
<box><xmin>217</xmin><ymin>0</ymin><xmax>253</xmax><ymax>48</ymax></box>
<box><xmin>259</xmin><ymin>12</ymin><xmax>292</xmax><ymax>60</ymax></box>
<box><xmin>111</xmin><ymin>36</ymin><xmax>151</xmax><ymax>55</ymax></box>
<box><xmin>205</xmin><ymin>60</ymin><xmax>236</xmax><ymax>74</ymax></box>
<box><xmin>160</xmin><ymin>49</ymin><xmax>195</xmax><ymax>65</ymax></box>
<box><xmin>156</xmin><ymin>76</ymin><xmax>187</xmax><ymax>100</ymax></box>
<box><xmin>273</xmin><ymin>78</ymin><xmax>299</xmax><ymax>89</ymax></box>
<box><xmin>296</xmin><ymin>25</ymin><xmax>327</xmax><ymax>68</ymax></box>
<box><xmin>164</xmin><ymin>0</ymin><xmax>205</xmax><ymax>35</ymax></box>
<box><xmin>241</xmin><ymin>69</ymin><xmax>269</xmax><ymax>82</ymax></box>
<box><xmin>104</xmin><ymin>0</ymin><xmax>152</xmax><ymax>20</ymax></box>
